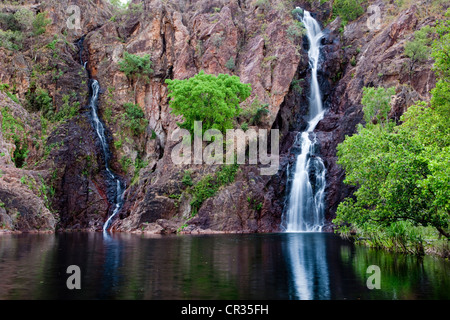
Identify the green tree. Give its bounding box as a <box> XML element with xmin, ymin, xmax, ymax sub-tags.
<box><xmin>225</xmin><ymin>57</ymin><xmax>235</xmax><ymax>71</ymax></box>
<box><xmin>333</xmin><ymin>0</ymin><xmax>365</xmax><ymax>25</ymax></box>
<box><xmin>361</xmin><ymin>86</ymin><xmax>396</xmax><ymax>126</ymax></box>
<box><xmin>120</xmin><ymin>102</ymin><xmax>148</xmax><ymax>136</ymax></box>
<box><xmin>334</xmin><ymin>12</ymin><xmax>450</xmax><ymax>242</ymax></box>
<box><xmin>0</xmin><ymin>29</ymin><xmax>23</xmax><ymax>51</ymax></box>
<box><xmin>0</xmin><ymin>12</ymin><xmax>20</xmax><ymax>31</ymax></box>
<box><xmin>118</xmin><ymin>51</ymin><xmax>153</xmax><ymax>99</ymax></box>
<box><xmin>165</xmin><ymin>71</ymin><xmax>252</xmax><ymax>133</ymax></box>
<box><xmin>14</xmin><ymin>8</ymin><xmax>34</xmax><ymax>32</ymax></box>
<box><xmin>25</xmin><ymin>86</ymin><xmax>54</xmax><ymax>120</ymax></box>
<box><xmin>32</xmin><ymin>12</ymin><xmax>51</xmax><ymax>36</ymax></box>
<box><xmin>432</xmin><ymin>10</ymin><xmax>450</xmax><ymax>82</ymax></box>
<box><xmin>404</xmin><ymin>26</ymin><xmax>433</xmax><ymax>79</ymax></box>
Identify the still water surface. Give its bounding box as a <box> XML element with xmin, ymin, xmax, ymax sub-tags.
<box><xmin>0</xmin><ymin>232</ymin><xmax>448</xmax><ymax>299</ymax></box>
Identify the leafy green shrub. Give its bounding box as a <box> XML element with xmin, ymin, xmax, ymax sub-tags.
<box><xmin>12</xmin><ymin>139</ymin><xmax>29</xmax><ymax>168</ymax></box>
<box><xmin>53</xmin><ymin>95</ymin><xmax>79</xmax><ymax>122</ymax></box>
<box><xmin>25</xmin><ymin>86</ymin><xmax>54</xmax><ymax>119</ymax></box>
<box><xmin>132</xmin><ymin>155</ymin><xmax>148</xmax><ymax>184</ymax></box>
<box><xmin>120</xmin><ymin>156</ymin><xmax>133</xmax><ymax>173</ymax></box>
<box><xmin>189</xmin><ymin>164</ymin><xmax>239</xmax><ymax>214</ymax></box>
<box><xmin>404</xmin><ymin>26</ymin><xmax>433</xmax><ymax>77</ymax></box>
<box><xmin>334</xmin><ymin>16</ymin><xmax>450</xmax><ymax>245</ymax></box>
<box><xmin>240</xmin><ymin>99</ymin><xmax>269</xmax><ymax>125</ymax></box>
<box><xmin>182</xmin><ymin>170</ymin><xmax>193</xmax><ymax>187</ymax></box>
<box><xmin>1</xmin><ymin>107</ymin><xmax>28</xmax><ymax>168</ymax></box>
<box><xmin>0</xmin><ymin>83</ymin><xmax>20</xmax><ymax>103</ymax></box>
<box><xmin>333</xmin><ymin>0</ymin><xmax>365</xmax><ymax>25</ymax></box>
<box><xmin>0</xmin><ymin>29</ymin><xmax>23</xmax><ymax>51</ymax></box>
<box><xmin>286</xmin><ymin>21</ymin><xmax>305</xmax><ymax>40</ymax></box>
<box><xmin>14</xmin><ymin>8</ymin><xmax>34</xmax><ymax>31</ymax></box>
<box><xmin>361</xmin><ymin>86</ymin><xmax>396</xmax><ymax>126</ymax></box>
<box><xmin>292</xmin><ymin>7</ymin><xmax>303</xmax><ymax>18</ymax></box>
<box><xmin>225</xmin><ymin>57</ymin><xmax>235</xmax><ymax>71</ymax></box>
<box><xmin>0</xmin><ymin>12</ymin><xmax>20</xmax><ymax>31</ymax></box>
<box><xmin>165</xmin><ymin>71</ymin><xmax>252</xmax><ymax>134</ymax></box>
<box><xmin>32</xmin><ymin>12</ymin><xmax>51</xmax><ymax>36</ymax></box>
<box><xmin>290</xmin><ymin>78</ymin><xmax>304</xmax><ymax>94</ymax></box>
<box><xmin>118</xmin><ymin>51</ymin><xmax>153</xmax><ymax>90</ymax></box>
<box><xmin>121</xmin><ymin>102</ymin><xmax>148</xmax><ymax>136</ymax></box>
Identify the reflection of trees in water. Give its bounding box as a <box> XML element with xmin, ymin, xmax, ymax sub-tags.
<box><xmin>0</xmin><ymin>234</ymin><xmax>55</xmax><ymax>299</ymax></box>
<box><xmin>0</xmin><ymin>233</ymin><xmax>449</xmax><ymax>299</ymax></box>
<box><xmin>118</xmin><ymin>234</ymin><xmax>292</xmax><ymax>299</ymax></box>
<box><xmin>346</xmin><ymin>246</ymin><xmax>450</xmax><ymax>299</ymax></box>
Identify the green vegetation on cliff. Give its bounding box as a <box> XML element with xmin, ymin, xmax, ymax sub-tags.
<box><xmin>334</xmin><ymin>11</ymin><xmax>450</xmax><ymax>256</ymax></box>
<box><xmin>165</xmin><ymin>71</ymin><xmax>252</xmax><ymax>134</ymax></box>
<box><xmin>118</xmin><ymin>51</ymin><xmax>153</xmax><ymax>98</ymax></box>
<box><xmin>1</xmin><ymin>106</ymin><xmax>28</xmax><ymax>168</ymax></box>
<box><xmin>332</xmin><ymin>0</ymin><xmax>365</xmax><ymax>25</ymax></box>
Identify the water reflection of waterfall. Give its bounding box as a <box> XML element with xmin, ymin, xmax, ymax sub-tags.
<box><xmin>100</xmin><ymin>233</ymin><xmax>122</xmax><ymax>298</ymax></box>
<box><xmin>284</xmin><ymin>233</ymin><xmax>330</xmax><ymax>300</ymax></box>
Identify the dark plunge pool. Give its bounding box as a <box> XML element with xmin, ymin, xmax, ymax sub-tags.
<box><xmin>0</xmin><ymin>232</ymin><xmax>448</xmax><ymax>299</ymax></box>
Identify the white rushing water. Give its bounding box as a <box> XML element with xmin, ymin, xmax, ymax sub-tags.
<box><xmin>87</xmin><ymin>80</ymin><xmax>125</xmax><ymax>233</ymax></box>
<box><xmin>284</xmin><ymin>9</ymin><xmax>326</xmax><ymax>232</ymax></box>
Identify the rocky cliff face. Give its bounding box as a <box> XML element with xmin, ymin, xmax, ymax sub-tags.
<box><xmin>0</xmin><ymin>0</ymin><xmax>444</xmax><ymax>233</ymax></box>
<box><xmin>82</xmin><ymin>0</ymin><xmax>305</xmax><ymax>233</ymax></box>
<box><xmin>317</xmin><ymin>1</ymin><xmax>438</xmax><ymax>223</ymax></box>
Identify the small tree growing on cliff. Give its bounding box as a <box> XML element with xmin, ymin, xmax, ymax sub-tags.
<box><xmin>165</xmin><ymin>71</ymin><xmax>252</xmax><ymax>134</ymax></box>
<box><xmin>404</xmin><ymin>26</ymin><xmax>433</xmax><ymax>81</ymax></box>
<box><xmin>32</xmin><ymin>12</ymin><xmax>51</xmax><ymax>36</ymax></box>
<box><xmin>333</xmin><ymin>0</ymin><xmax>365</xmax><ymax>25</ymax></box>
<box><xmin>361</xmin><ymin>86</ymin><xmax>396</xmax><ymax>127</ymax></box>
<box><xmin>118</xmin><ymin>51</ymin><xmax>154</xmax><ymax>101</ymax></box>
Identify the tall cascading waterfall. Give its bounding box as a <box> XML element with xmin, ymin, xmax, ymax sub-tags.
<box><xmin>284</xmin><ymin>9</ymin><xmax>326</xmax><ymax>232</ymax></box>
<box><xmin>77</xmin><ymin>38</ymin><xmax>125</xmax><ymax>233</ymax></box>
<box><xmin>88</xmin><ymin>80</ymin><xmax>126</xmax><ymax>233</ymax></box>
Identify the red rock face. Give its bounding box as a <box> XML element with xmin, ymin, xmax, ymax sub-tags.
<box><xmin>0</xmin><ymin>0</ymin><xmax>440</xmax><ymax>233</ymax></box>
<box><xmin>81</xmin><ymin>0</ymin><xmax>303</xmax><ymax>232</ymax></box>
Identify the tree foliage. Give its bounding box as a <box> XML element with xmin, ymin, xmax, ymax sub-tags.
<box><xmin>361</xmin><ymin>86</ymin><xmax>396</xmax><ymax>126</ymax></box>
<box><xmin>32</xmin><ymin>12</ymin><xmax>51</xmax><ymax>36</ymax></box>
<box><xmin>334</xmin><ymin>12</ymin><xmax>450</xmax><ymax>242</ymax></box>
<box><xmin>333</xmin><ymin>0</ymin><xmax>365</xmax><ymax>25</ymax></box>
<box><xmin>118</xmin><ymin>51</ymin><xmax>153</xmax><ymax>100</ymax></box>
<box><xmin>404</xmin><ymin>26</ymin><xmax>433</xmax><ymax>77</ymax></box>
<box><xmin>118</xmin><ymin>51</ymin><xmax>153</xmax><ymax>85</ymax></box>
<box><xmin>14</xmin><ymin>8</ymin><xmax>34</xmax><ymax>32</ymax></box>
<box><xmin>165</xmin><ymin>71</ymin><xmax>252</xmax><ymax>133</ymax></box>
<box><xmin>120</xmin><ymin>102</ymin><xmax>148</xmax><ymax>136</ymax></box>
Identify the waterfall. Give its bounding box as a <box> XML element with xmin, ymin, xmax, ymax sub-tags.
<box><xmin>88</xmin><ymin>80</ymin><xmax>126</xmax><ymax>233</ymax></box>
<box><xmin>78</xmin><ymin>37</ymin><xmax>125</xmax><ymax>233</ymax></box>
<box><xmin>284</xmin><ymin>9</ymin><xmax>326</xmax><ymax>232</ymax></box>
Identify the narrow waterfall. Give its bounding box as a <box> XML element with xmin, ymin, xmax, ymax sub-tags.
<box><xmin>284</xmin><ymin>9</ymin><xmax>326</xmax><ymax>232</ymax></box>
<box><xmin>88</xmin><ymin>80</ymin><xmax>126</xmax><ymax>233</ymax></box>
<box><xmin>77</xmin><ymin>38</ymin><xmax>125</xmax><ymax>233</ymax></box>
